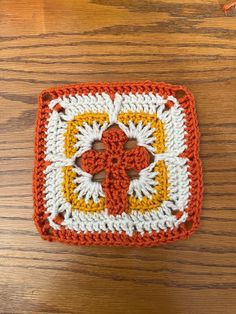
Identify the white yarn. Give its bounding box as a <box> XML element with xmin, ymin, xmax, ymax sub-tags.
<box><xmin>60</xmin><ymin>203</ymin><xmax>187</xmax><ymax>237</ymax></box>
<box><xmin>128</xmin><ymin>162</ymin><xmax>157</xmax><ymax>199</ymax></box>
<box><xmin>73</xmin><ymin>167</ymin><xmax>105</xmax><ymax>203</ymax></box>
<box><xmin>74</xmin><ymin>121</ymin><xmax>109</xmax><ymax>157</ymax></box>
<box><xmin>44</xmin><ymin>158</ymin><xmax>189</xmax><ymax>235</ymax></box>
<box><xmin>118</xmin><ymin>120</ymin><xmax>155</xmax><ymax>153</ymax></box>
<box><xmin>119</xmin><ymin>92</ymin><xmax>166</xmax><ymax>115</ymax></box>
<box><xmin>45</xmin><ymin>111</ymin><xmax>67</xmax><ymax>162</ymax></box>
<box><xmin>44</xmin><ymin>91</ymin><xmax>190</xmax><ymax>235</ymax></box>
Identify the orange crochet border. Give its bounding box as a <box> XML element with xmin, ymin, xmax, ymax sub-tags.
<box><xmin>33</xmin><ymin>81</ymin><xmax>203</xmax><ymax>247</ymax></box>
<box><xmin>223</xmin><ymin>1</ymin><xmax>236</xmax><ymax>15</ymax></box>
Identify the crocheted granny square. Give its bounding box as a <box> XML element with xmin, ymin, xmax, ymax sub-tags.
<box><xmin>33</xmin><ymin>81</ymin><xmax>202</xmax><ymax>247</ymax></box>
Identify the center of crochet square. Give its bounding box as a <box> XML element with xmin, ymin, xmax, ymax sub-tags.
<box><xmin>80</xmin><ymin>126</ymin><xmax>150</xmax><ymax>215</ymax></box>
<box><xmin>61</xmin><ymin>110</ymin><xmax>169</xmax><ymax>219</ymax></box>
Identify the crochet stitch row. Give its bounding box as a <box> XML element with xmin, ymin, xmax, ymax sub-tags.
<box><xmin>33</xmin><ymin>81</ymin><xmax>202</xmax><ymax>246</ymax></box>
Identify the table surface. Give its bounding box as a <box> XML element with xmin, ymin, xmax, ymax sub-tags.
<box><xmin>0</xmin><ymin>0</ymin><xmax>236</xmax><ymax>313</ymax></box>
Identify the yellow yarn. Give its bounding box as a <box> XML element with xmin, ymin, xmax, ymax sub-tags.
<box><xmin>62</xmin><ymin>161</ymin><xmax>168</xmax><ymax>213</ymax></box>
<box><xmin>64</xmin><ymin>113</ymin><xmax>109</xmax><ymax>158</ymax></box>
<box><xmin>62</xmin><ymin>111</ymin><xmax>168</xmax><ymax>213</ymax></box>
<box><xmin>118</xmin><ymin>111</ymin><xmax>166</xmax><ymax>154</ymax></box>
<box><xmin>62</xmin><ymin>166</ymin><xmax>106</xmax><ymax>212</ymax></box>
<box><xmin>128</xmin><ymin>161</ymin><xmax>169</xmax><ymax>212</ymax></box>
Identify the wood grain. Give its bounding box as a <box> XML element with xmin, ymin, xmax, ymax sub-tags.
<box><xmin>0</xmin><ymin>0</ymin><xmax>236</xmax><ymax>313</ymax></box>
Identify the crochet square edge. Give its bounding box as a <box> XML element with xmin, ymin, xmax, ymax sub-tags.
<box><xmin>33</xmin><ymin>81</ymin><xmax>203</xmax><ymax>247</ymax></box>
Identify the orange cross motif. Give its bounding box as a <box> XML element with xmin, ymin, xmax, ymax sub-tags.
<box><xmin>81</xmin><ymin>128</ymin><xmax>150</xmax><ymax>215</ymax></box>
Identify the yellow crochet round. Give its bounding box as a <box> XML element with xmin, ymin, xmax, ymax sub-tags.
<box><xmin>118</xmin><ymin>111</ymin><xmax>166</xmax><ymax>154</ymax></box>
<box><xmin>64</xmin><ymin>113</ymin><xmax>109</xmax><ymax>158</ymax></box>
<box><xmin>128</xmin><ymin>161</ymin><xmax>169</xmax><ymax>212</ymax></box>
<box><xmin>62</xmin><ymin>111</ymin><xmax>169</xmax><ymax>213</ymax></box>
<box><xmin>63</xmin><ymin>166</ymin><xmax>106</xmax><ymax>212</ymax></box>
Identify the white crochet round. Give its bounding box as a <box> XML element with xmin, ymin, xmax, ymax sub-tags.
<box><xmin>44</xmin><ymin>92</ymin><xmax>190</xmax><ymax>236</ymax></box>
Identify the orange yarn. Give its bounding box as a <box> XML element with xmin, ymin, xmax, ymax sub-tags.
<box><xmin>223</xmin><ymin>1</ymin><xmax>236</xmax><ymax>15</ymax></box>
<box><xmin>81</xmin><ymin>127</ymin><xmax>150</xmax><ymax>215</ymax></box>
<box><xmin>65</xmin><ymin>113</ymin><xmax>109</xmax><ymax>158</ymax></box>
<box><xmin>33</xmin><ymin>81</ymin><xmax>203</xmax><ymax>247</ymax></box>
<box><xmin>64</xmin><ymin>110</ymin><xmax>167</xmax><ymax>213</ymax></box>
<box><xmin>62</xmin><ymin>166</ymin><xmax>106</xmax><ymax>212</ymax></box>
<box><xmin>128</xmin><ymin>160</ymin><xmax>169</xmax><ymax>212</ymax></box>
<box><xmin>118</xmin><ymin>112</ymin><xmax>166</xmax><ymax>154</ymax></box>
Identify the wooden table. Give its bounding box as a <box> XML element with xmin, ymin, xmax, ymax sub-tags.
<box><xmin>0</xmin><ymin>0</ymin><xmax>236</xmax><ymax>313</ymax></box>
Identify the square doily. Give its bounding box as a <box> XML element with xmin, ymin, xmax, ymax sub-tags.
<box><xmin>33</xmin><ymin>81</ymin><xmax>202</xmax><ymax>246</ymax></box>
